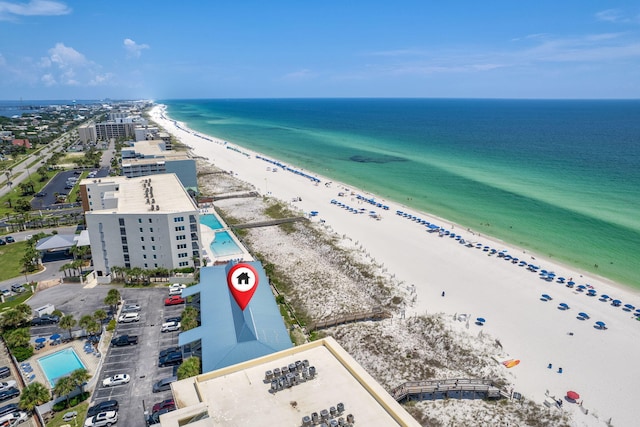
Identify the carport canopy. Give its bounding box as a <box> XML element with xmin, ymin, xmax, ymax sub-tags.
<box><xmin>35</xmin><ymin>234</ymin><xmax>78</xmax><ymax>252</ymax></box>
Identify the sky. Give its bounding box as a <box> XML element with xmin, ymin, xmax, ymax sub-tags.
<box><xmin>0</xmin><ymin>0</ymin><xmax>639</xmax><ymax>100</ymax></box>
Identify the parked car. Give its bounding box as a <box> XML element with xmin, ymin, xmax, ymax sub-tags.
<box><xmin>158</xmin><ymin>352</ymin><xmax>182</xmax><ymax>368</ymax></box>
<box><xmin>84</xmin><ymin>410</ymin><xmax>118</xmax><ymax>427</ymax></box>
<box><xmin>164</xmin><ymin>296</ymin><xmax>185</xmax><ymax>306</ymax></box>
<box><xmin>4</xmin><ymin>236</ymin><xmax>14</xmax><ymax>243</ymax></box>
<box><xmin>30</xmin><ymin>314</ymin><xmax>60</xmax><ymax>326</ymax></box>
<box><xmin>0</xmin><ymin>290</ymin><xmax>10</xmax><ymax>298</ymax></box>
<box><xmin>152</xmin><ymin>398</ymin><xmax>175</xmax><ymax>413</ymax></box>
<box><xmin>159</xmin><ymin>346</ymin><xmax>181</xmax><ymax>359</ymax></box>
<box><xmin>161</xmin><ymin>321</ymin><xmax>180</xmax><ymax>333</ymax></box>
<box><xmin>152</xmin><ymin>376</ymin><xmax>177</xmax><ymax>392</ymax></box>
<box><xmin>168</xmin><ymin>287</ymin><xmax>182</xmax><ymax>296</ymax></box>
<box><xmin>165</xmin><ymin>316</ymin><xmax>181</xmax><ymax>323</ymax></box>
<box><xmin>0</xmin><ymin>387</ymin><xmax>19</xmax><ymax>402</ymax></box>
<box><xmin>34</xmin><ymin>192</ymin><xmax>47</xmax><ymax>197</ymax></box>
<box><xmin>117</xmin><ymin>312</ymin><xmax>140</xmax><ymax>323</ymax></box>
<box><xmin>0</xmin><ymin>367</ymin><xmax>10</xmax><ymax>380</ymax></box>
<box><xmin>87</xmin><ymin>400</ymin><xmax>118</xmax><ymax>417</ymax></box>
<box><xmin>62</xmin><ymin>410</ymin><xmax>78</xmax><ymax>421</ymax></box>
<box><xmin>0</xmin><ymin>239</ymin><xmax>5</xmax><ymax>246</ymax></box>
<box><xmin>102</xmin><ymin>374</ymin><xmax>130</xmax><ymax>387</ymax></box>
<box><xmin>110</xmin><ymin>335</ymin><xmax>138</xmax><ymax>347</ymax></box>
<box><xmin>147</xmin><ymin>407</ymin><xmax>175</xmax><ymax>424</ymax></box>
<box><xmin>0</xmin><ymin>410</ymin><xmax>28</xmax><ymax>425</ymax></box>
<box><xmin>0</xmin><ymin>381</ymin><xmax>16</xmax><ymax>392</ymax></box>
<box><xmin>121</xmin><ymin>303</ymin><xmax>141</xmax><ymax>313</ymax></box>
<box><xmin>10</xmin><ymin>284</ymin><xmax>25</xmax><ymax>294</ymax></box>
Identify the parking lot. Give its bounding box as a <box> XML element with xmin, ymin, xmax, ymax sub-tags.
<box><xmin>91</xmin><ymin>287</ymin><xmax>184</xmax><ymax>424</ymax></box>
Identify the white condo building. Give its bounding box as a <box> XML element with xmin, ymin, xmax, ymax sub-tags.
<box><xmin>80</xmin><ymin>174</ymin><xmax>201</xmax><ymax>282</ymax></box>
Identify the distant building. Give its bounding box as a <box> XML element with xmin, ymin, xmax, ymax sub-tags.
<box><xmin>77</xmin><ymin>123</ymin><xmax>96</xmax><ymax>144</ymax></box>
<box><xmin>120</xmin><ymin>140</ymin><xmax>197</xmax><ymax>193</ymax></box>
<box><xmin>80</xmin><ymin>174</ymin><xmax>200</xmax><ymax>282</ymax></box>
<box><xmin>163</xmin><ymin>337</ymin><xmax>420</xmax><ymax>427</ymax></box>
<box><xmin>179</xmin><ymin>262</ymin><xmax>293</xmax><ymax>373</ymax></box>
<box><xmin>12</xmin><ymin>139</ymin><xmax>31</xmax><ymax>149</ymax></box>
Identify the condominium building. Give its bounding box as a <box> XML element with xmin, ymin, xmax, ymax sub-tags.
<box><xmin>80</xmin><ymin>174</ymin><xmax>201</xmax><ymax>282</ymax></box>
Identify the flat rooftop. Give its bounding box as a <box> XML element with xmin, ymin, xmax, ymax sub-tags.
<box><xmin>82</xmin><ymin>174</ymin><xmax>197</xmax><ymax>213</ymax></box>
<box><xmin>163</xmin><ymin>337</ymin><xmax>419</xmax><ymax>426</ymax></box>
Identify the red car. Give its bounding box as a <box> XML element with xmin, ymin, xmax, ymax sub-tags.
<box><xmin>152</xmin><ymin>398</ymin><xmax>175</xmax><ymax>413</ymax></box>
<box><xmin>164</xmin><ymin>295</ymin><xmax>185</xmax><ymax>306</ymax></box>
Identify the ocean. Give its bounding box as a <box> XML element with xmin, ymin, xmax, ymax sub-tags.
<box><xmin>162</xmin><ymin>99</ymin><xmax>640</xmax><ymax>289</ymax></box>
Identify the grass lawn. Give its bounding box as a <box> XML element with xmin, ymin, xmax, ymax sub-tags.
<box><xmin>46</xmin><ymin>401</ymin><xmax>88</xmax><ymax>427</ymax></box>
<box><xmin>0</xmin><ymin>241</ymin><xmax>30</xmax><ymax>281</ymax></box>
<box><xmin>0</xmin><ymin>289</ymin><xmax>34</xmax><ymax>313</ymax></box>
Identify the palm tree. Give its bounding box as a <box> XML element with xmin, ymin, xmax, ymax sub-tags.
<box><xmin>59</xmin><ymin>315</ymin><xmax>76</xmax><ymax>341</ymax></box>
<box><xmin>4</xmin><ymin>328</ymin><xmax>31</xmax><ymax>348</ymax></box>
<box><xmin>19</xmin><ymin>382</ymin><xmax>50</xmax><ymax>412</ymax></box>
<box><xmin>53</xmin><ymin>376</ymin><xmax>75</xmax><ymax>408</ymax></box>
<box><xmin>176</xmin><ymin>356</ymin><xmax>201</xmax><ymax>380</ymax></box>
<box><xmin>93</xmin><ymin>309</ymin><xmax>107</xmax><ymax>325</ymax></box>
<box><xmin>15</xmin><ymin>303</ymin><xmax>32</xmax><ymax>319</ymax></box>
<box><xmin>70</xmin><ymin>368</ymin><xmax>91</xmax><ymax>397</ymax></box>
<box><xmin>78</xmin><ymin>315</ymin><xmax>93</xmax><ymax>333</ymax></box>
<box><xmin>1</xmin><ymin>308</ymin><xmax>28</xmax><ymax>329</ymax></box>
<box><xmin>104</xmin><ymin>289</ymin><xmax>121</xmax><ymax>315</ymax></box>
<box><xmin>85</xmin><ymin>320</ymin><xmax>101</xmax><ymax>338</ymax></box>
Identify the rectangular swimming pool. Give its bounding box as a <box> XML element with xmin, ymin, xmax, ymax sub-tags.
<box><xmin>38</xmin><ymin>347</ymin><xmax>86</xmax><ymax>387</ymax></box>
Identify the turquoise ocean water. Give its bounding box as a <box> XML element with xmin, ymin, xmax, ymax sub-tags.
<box><xmin>162</xmin><ymin>99</ymin><xmax>640</xmax><ymax>289</ymax></box>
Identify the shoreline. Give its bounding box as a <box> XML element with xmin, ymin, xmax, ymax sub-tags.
<box><xmin>151</xmin><ymin>104</ymin><xmax>640</xmax><ymax>427</ymax></box>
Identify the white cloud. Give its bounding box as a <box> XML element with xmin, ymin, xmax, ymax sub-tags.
<box><xmin>0</xmin><ymin>0</ymin><xmax>71</xmax><ymax>21</ymax></box>
<box><xmin>124</xmin><ymin>38</ymin><xmax>150</xmax><ymax>58</ymax></box>
<box><xmin>282</xmin><ymin>69</ymin><xmax>316</xmax><ymax>80</ymax></box>
<box><xmin>39</xmin><ymin>42</ymin><xmax>110</xmax><ymax>86</ymax></box>
<box><xmin>595</xmin><ymin>9</ymin><xmax>640</xmax><ymax>24</ymax></box>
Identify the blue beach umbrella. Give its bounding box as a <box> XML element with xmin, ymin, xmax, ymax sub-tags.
<box><xmin>624</xmin><ymin>304</ymin><xmax>635</xmax><ymax>311</ymax></box>
<box><xmin>476</xmin><ymin>317</ymin><xmax>486</xmax><ymax>325</ymax></box>
<box><xmin>587</xmin><ymin>289</ymin><xmax>597</xmax><ymax>296</ymax></box>
<box><xmin>578</xmin><ymin>312</ymin><xmax>590</xmax><ymax>319</ymax></box>
<box><xmin>558</xmin><ymin>303</ymin><xmax>570</xmax><ymax>310</ymax></box>
<box><xmin>541</xmin><ymin>294</ymin><xmax>552</xmax><ymax>301</ymax></box>
<box><xmin>557</xmin><ymin>277</ymin><xmax>565</xmax><ymax>283</ymax></box>
<box><xmin>50</xmin><ymin>333</ymin><xmax>61</xmax><ymax>341</ymax></box>
<box><xmin>599</xmin><ymin>294</ymin><xmax>609</xmax><ymax>300</ymax></box>
<box><xmin>35</xmin><ymin>337</ymin><xmax>46</xmax><ymax>344</ymax></box>
<box><xmin>612</xmin><ymin>300</ymin><xmax>622</xmax><ymax>307</ymax></box>
<box><xmin>595</xmin><ymin>321</ymin><xmax>606</xmax><ymax>330</ymax></box>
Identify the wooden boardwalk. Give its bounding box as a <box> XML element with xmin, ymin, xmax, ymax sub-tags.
<box><xmin>212</xmin><ymin>191</ymin><xmax>259</xmax><ymax>201</ymax></box>
<box><xmin>390</xmin><ymin>378</ymin><xmax>509</xmax><ymax>403</ymax></box>
<box><xmin>232</xmin><ymin>216</ymin><xmax>308</xmax><ymax>229</ymax></box>
<box><xmin>307</xmin><ymin>307</ymin><xmax>392</xmax><ymax>331</ymax></box>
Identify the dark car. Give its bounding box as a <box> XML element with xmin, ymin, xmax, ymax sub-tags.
<box><xmin>10</xmin><ymin>284</ymin><xmax>25</xmax><ymax>294</ymax></box>
<box><xmin>158</xmin><ymin>352</ymin><xmax>182</xmax><ymax>367</ymax></box>
<box><xmin>0</xmin><ymin>239</ymin><xmax>5</xmax><ymax>246</ymax></box>
<box><xmin>110</xmin><ymin>335</ymin><xmax>138</xmax><ymax>347</ymax></box>
<box><xmin>30</xmin><ymin>314</ymin><xmax>60</xmax><ymax>326</ymax></box>
<box><xmin>0</xmin><ymin>387</ymin><xmax>19</xmax><ymax>402</ymax></box>
<box><xmin>165</xmin><ymin>316</ymin><xmax>181</xmax><ymax>323</ymax></box>
<box><xmin>4</xmin><ymin>236</ymin><xmax>14</xmax><ymax>243</ymax></box>
<box><xmin>152</xmin><ymin>398</ymin><xmax>175</xmax><ymax>413</ymax></box>
<box><xmin>148</xmin><ymin>407</ymin><xmax>175</xmax><ymax>424</ymax></box>
<box><xmin>87</xmin><ymin>399</ymin><xmax>119</xmax><ymax>417</ymax></box>
<box><xmin>34</xmin><ymin>192</ymin><xmax>47</xmax><ymax>197</ymax></box>
<box><xmin>159</xmin><ymin>346</ymin><xmax>181</xmax><ymax>359</ymax></box>
<box><xmin>0</xmin><ymin>368</ymin><xmax>10</xmax><ymax>380</ymax></box>
<box><xmin>0</xmin><ymin>403</ymin><xmax>19</xmax><ymax>417</ymax></box>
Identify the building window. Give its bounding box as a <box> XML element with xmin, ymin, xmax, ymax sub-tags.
<box><xmin>142</xmin><ymin>245</ymin><xmax>146</xmax><ymax>250</ymax></box>
<box><xmin>174</xmin><ymin>217</ymin><xmax>184</xmax><ymax>222</ymax></box>
<box><xmin>118</xmin><ymin>218</ymin><xmax>125</xmax><ymax>226</ymax></box>
<box><xmin>144</xmin><ymin>263</ymin><xmax>148</xmax><ymax>268</ymax></box>
<box><xmin>138</xmin><ymin>218</ymin><xmax>142</xmax><ymax>223</ymax></box>
<box><xmin>141</xmin><ymin>236</ymin><xmax>145</xmax><ymax>242</ymax></box>
<box><xmin>154</xmin><ymin>263</ymin><xmax>158</xmax><ymax>268</ymax></box>
<box><xmin>151</xmin><ymin>237</ymin><xmax>155</xmax><ymax>241</ymax></box>
<box><xmin>149</xmin><ymin>227</ymin><xmax>153</xmax><ymax>233</ymax></box>
<box><xmin>179</xmin><ymin>261</ymin><xmax>189</xmax><ymax>267</ymax></box>
<box><xmin>121</xmin><ymin>237</ymin><xmax>127</xmax><ymax>244</ymax></box>
<box><xmin>177</xmin><ymin>244</ymin><xmax>187</xmax><ymax>249</ymax></box>
<box><xmin>124</xmin><ymin>254</ymin><xmax>130</xmax><ymax>262</ymax></box>
<box><xmin>122</xmin><ymin>245</ymin><xmax>128</xmax><ymax>253</ymax></box>
<box><xmin>125</xmin><ymin>262</ymin><xmax>131</xmax><ymax>268</ymax></box>
<box><xmin>120</xmin><ymin>227</ymin><xmax>126</xmax><ymax>236</ymax></box>
<box><xmin>143</xmin><ymin>254</ymin><xmax>147</xmax><ymax>259</ymax></box>
<box><xmin>153</xmin><ymin>254</ymin><xmax>157</xmax><ymax>259</ymax></box>
<box><xmin>148</xmin><ymin>218</ymin><xmax>152</xmax><ymax>223</ymax></box>
<box><xmin>139</xmin><ymin>227</ymin><xmax>143</xmax><ymax>233</ymax></box>
<box><xmin>175</xmin><ymin>226</ymin><xmax>185</xmax><ymax>232</ymax></box>
<box><xmin>152</xmin><ymin>245</ymin><xmax>156</xmax><ymax>251</ymax></box>
<box><xmin>178</xmin><ymin>252</ymin><xmax>189</xmax><ymax>258</ymax></box>
<box><xmin>176</xmin><ymin>235</ymin><xmax>186</xmax><ymax>241</ymax></box>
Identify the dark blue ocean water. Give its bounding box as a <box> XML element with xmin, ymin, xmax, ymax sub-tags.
<box><xmin>164</xmin><ymin>99</ymin><xmax>640</xmax><ymax>288</ymax></box>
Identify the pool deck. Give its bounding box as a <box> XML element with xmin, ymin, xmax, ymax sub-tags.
<box><xmin>199</xmin><ymin>215</ymin><xmax>253</xmax><ymax>264</ymax></box>
<box><xmin>24</xmin><ymin>337</ymin><xmax>104</xmax><ymax>389</ymax></box>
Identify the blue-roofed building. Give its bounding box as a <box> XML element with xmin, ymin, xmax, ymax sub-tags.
<box><xmin>179</xmin><ymin>261</ymin><xmax>292</xmax><ymax>373</ymax></box>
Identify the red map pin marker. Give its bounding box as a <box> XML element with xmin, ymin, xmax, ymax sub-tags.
<box><xmin>227</xmin><ymin>263</ymin><xmax>259</xmax><ymax>310</ymax></box>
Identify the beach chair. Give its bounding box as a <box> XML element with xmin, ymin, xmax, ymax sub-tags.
<box><xmin>28</xmin><ymin>374</ymin><xmax>36</xmax><ymax>382</ymax></box>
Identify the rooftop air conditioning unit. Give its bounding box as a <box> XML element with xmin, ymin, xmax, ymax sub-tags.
<box><xmin>155</xmin><ymin>205</ymin><xmax>159</xmax><ymax>211</ymax></box>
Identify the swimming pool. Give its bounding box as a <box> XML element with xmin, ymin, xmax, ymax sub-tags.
<box><xmin>210</xmin><ymin>231</ymin><xmax>244</xmax><ymax>257</ymax></box>
<box><xmin>38</xmin><ymin>347</ymin><xmax>86</xmax><ymax>387</ymax></box>
<box><xmin>200</xmin><ymin>213</ymin><xmax>224</xmax><ymax>230</ymax></box>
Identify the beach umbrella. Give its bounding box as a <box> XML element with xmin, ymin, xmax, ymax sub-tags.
<box><xmin>578</xmin><ymin>312</ymin><xmax>590</xmax><ymax>319</ymax></box>
<box><xmin>600</xmin><ymin>294</ymin><xmax>609</xmax><ymax>300</ymax></box>
<box><xmin>612</xmin><ymin>300</ymin><xmax>622</xmax><ymax>307</ymax></box>
<box><xmin>557</xmin><ymin>277</ymin><xmax>565</xmax><ymax>282</ymax></box>
<box><xmin>35</xmin><ymin>337</ymin><xmax>46</xmax><ymax>344</ymax></box>
<box><xmin>566</xmin><ymin>391</ymin><xmax>580</xmax><ymax>400</ymax></box>
<box><xmin>587</xmin><ymin>289</ymin><xmax>597</xmax><ymax>296</ymax></box>
<box><xmin>624</xmin><ymin>304</ymin><xmax>635</xmax><ymax>311</ymax></box>
<box><xmin>558</xmin><ymin>303</ymin><xmax>569</xmax><ymax>310</ymax></box>
<box><xmin>50</xmin><ymin>333</ymin><xmax>61</xmax><ymax>341</ymax></box>
<box><xmin>541</xmin><ymin>294</ymin><xmax>551</xmax><ymax>300</ymax></box>
<box><xmin>476</xmin><ymin>317</ymin><xmax>486</xmax><ymax>324</ymax></box>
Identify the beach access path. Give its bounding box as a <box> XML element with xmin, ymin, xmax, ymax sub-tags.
<box><xmin>151</xmin><ymin>105</ymin><xmax>640</xmax><ymax>427</ymax></box>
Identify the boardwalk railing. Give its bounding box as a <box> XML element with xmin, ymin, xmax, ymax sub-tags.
<box><xmin>232</xmin><ymin>216</ymin><xmax>308</xmax><ymax>229</ymax></box>
<box><xmin>390</xmin><ymin>378</ymin><xmax>509</xmax><ymax>402</ymax></box>
<box><xmin>307</xmin><ymin>307</ymin><xmax>392</xmax><ymax>331</ymax></box>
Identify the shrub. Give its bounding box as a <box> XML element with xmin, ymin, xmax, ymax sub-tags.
<box><xmin>106</xmin><ymin>319</ymin><xmax>116</xmax><ymax>332</ymax></box>
<box><xmin>13</xmin><ymin>346</ymin><xmax>33</xmax><ymax>362</ymax></box>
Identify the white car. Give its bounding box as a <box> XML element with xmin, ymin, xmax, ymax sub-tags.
<box><xmin>161</xmin><ymin>321</ymin><xmax>181</xmax><ymax>332</ymax></box>
<box><xmin>0</xmin><ymin>410</ymin><xmax>28</xmax><ymax>424</ymax></box>
<box><xmin>118</xmin><ymin>312</ymin><xmax>140</xmax><ymax>323</ymax></box>
<box><xmin>168</xmin><ymin>287</ymin><xmax>182</xmax><ymax>296</ymax></box>
<box><xmin>0</xmin><ymin>380</ymin><xmax>16</xmax><ymax>391</ymax></box>
<box><xmin>169</xmin><ymin>283</ymin><xmax>186</xmax><ymax>290</ymax></box>
<box><xmin>84</xmin><ymin>410</ymin><xmax>118</xmax><ymax>426</ymax></box>
<box><xmin>102</xmin><ymin>374</ymin><xmax>130</xmax><ymax>387</ymax></box>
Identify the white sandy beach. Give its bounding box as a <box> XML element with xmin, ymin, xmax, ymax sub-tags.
<box><xmin>151</xmin><ymin>105</ymin><xmax>640</xmax><ymax>427</ymax></box>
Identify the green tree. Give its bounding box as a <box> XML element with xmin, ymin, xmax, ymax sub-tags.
<box><xmin>1</xmin><ymin>308</ymin><xmax>29</xmax><ymax>329</ymax></box>
<box><xmin>4</xmin><ymin>328</ymin><xmax>31</xmax><ymax>348</ymax></box>
<box><xmin>13</xmin><ymin>199</ymin><xmax>32</xmax><ymax>213</ymax></box>
<box><xmin>53</xmin><ymin>375</ymin><xmax>75</xmax><ymax>408</ymax></box>
<box><xmin>93</xmin><ymin>309</ymin><xmax>107</xmax><ymax>325</ymax></box>
<box><xmin>36</xmin><ymin>165</ymin><xmax>48</xmax><ymax>181</ymax></box>
<box><xmin>177</xmin><ymin>356</ymin><xmax>201</xmax><ymax>380</ymax></box>
<box><xmin>19</xmin><ymin>382</ymin><xmax>50</xmax><ymax>412</ymax></box>
<box><xmin>104</xmin><ymin>289</ymin><xmax>121</xmax><ymax>315</ymax></box>
<box><xmin>78</xmin><ymin>315</ymin><xmax>93</xmax><ymax>332</ymax></box>
<box><xmin>70</xmin><ymin>368</ymin><xmax>91</xmax><ymax>395</ymax></box>
<box><xmin>15</xmin><ymin>303</ymin><xmax>32</xmax><ymax>319</ymax></box>
<box><xmin>59</xmin><ymin>315</ymin><xmax>76</xmax><ymax>340</ymax></box>
<box><xmin>181</xmin><ymin>306</ymin><xmax>199</xmax><ymax>332</ymax></box>
<box><xmin>85</xmin><ymin>319</ymin><xmax>101</xmax><ymax>337</ymax></box>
